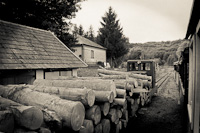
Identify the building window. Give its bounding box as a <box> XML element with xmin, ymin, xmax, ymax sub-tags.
<box><xmin>91</xmin><ymin>50</ymin><xmax>94</xmax><ymax>59</ymax></box>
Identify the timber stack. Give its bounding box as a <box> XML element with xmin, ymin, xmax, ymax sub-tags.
<box><xmin>0</xmin><ymin>68</ymin><xmax>152</xmax><ymax>133</ymax></box>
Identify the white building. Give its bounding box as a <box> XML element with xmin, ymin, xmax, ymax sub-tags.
<box><xmin>72</xmin><ymin>35</ymin><xmax>107</xmax><ymax>66</ymax></box>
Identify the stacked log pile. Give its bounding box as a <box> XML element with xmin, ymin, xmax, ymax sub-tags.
<box><xmin>0</xmin><ymin>68</ymin><xmax>153</xmax><ymax>133</ymax></box>
<box><xmin>97</xmin><ymin>69</ymin><xmax>152</xmax><ymax>118</ymax></box>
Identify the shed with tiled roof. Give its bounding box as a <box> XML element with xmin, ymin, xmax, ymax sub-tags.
<box><xmin>71</xmin><ymin>35</ymin><xmax>106</xmax><ymax>65</ymax></box>
<box><xmin>0</xmin><ymin>20</ymin><xmax>87</xmax><ymax>84</ymax></box>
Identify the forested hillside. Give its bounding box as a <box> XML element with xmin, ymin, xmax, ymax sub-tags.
<box><xmin>126</xmin><ymin>39</ymin><xmax>187</xmax><ymax>65</ymax></box>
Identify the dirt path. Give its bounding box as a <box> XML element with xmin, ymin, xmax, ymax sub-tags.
<box><xmin>125</xmin><ymin>70</ymin><xmax>188</xmax><ymax>133</ymax></box>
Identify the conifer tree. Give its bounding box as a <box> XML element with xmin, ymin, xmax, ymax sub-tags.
<box><xmin>78</xmin><ymin>24</ymin><xmax>84</xmax><ymax>36</ymax></box>
<box><xmin>97</xmin><ymin>7</ymin><xmax>129</xmax><ymax>67</ymax></box>
<box><xmin>87</xmin><ymin>25</ymin><xmax>95</xmax><ymax>41</ymax></box>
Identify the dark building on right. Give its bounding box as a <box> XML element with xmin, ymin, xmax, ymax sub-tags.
<box><xmin>175</xmin><ymin>0</ymin><xmax>200</xmax><ymax>132</ymax></box>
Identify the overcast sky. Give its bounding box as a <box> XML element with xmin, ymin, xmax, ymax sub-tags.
<box><xmin>71</xmin><ymin>0</ymin><xmax>193</xmax><ymax>43</ymax></box>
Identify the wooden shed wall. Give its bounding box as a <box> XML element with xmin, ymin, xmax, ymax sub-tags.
<box><xmin>0</xmin><ymin>70</ymin><xmax>35</xmax><ymax>85</ymax></box>
<box><xmin>0</xmin><ymin>69</ymin><xmax>77</xmax><ymax>85</ymax></box>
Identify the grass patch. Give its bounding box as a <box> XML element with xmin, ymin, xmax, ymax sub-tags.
<box><xmin>77</xmin><ymin>68</ymin><xmax>99</xmax><ymax>77</ymax></box>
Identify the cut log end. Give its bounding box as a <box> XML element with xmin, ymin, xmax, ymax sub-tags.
<box><xmin>86</xmin><ymin>90</ymin><xmax>95</xmax><ymax>107</ymax></box>
<box><xmin>0</xmin><ymin>110</ymin><xmax>14</xmax><ymax>133</ymax></box>
<box><xmin>109</xmin><ymin>92</ymin><xmax>114</xmax><ymax>103</ymax></box>
<box><xmin>94</xmin><ymin>106</ymin><xmax>101</xmax><ymax>125</ymax></box>
<box><xmin>70</xmin><ymin>102</ymin><xmax>85</xmax><ymax>131</ymax></box>
<box><xmin>19</xmin><ymin>106</ymin><xmax>43</xmax><ymax>130</ymax></box>
<box><xmin>79</xmin><ymin>119</ymin><xmax>94</xmax><ymax>133</ymax></box>
<box><xmin>102</xmin><ymin>102</ymin><xmax>110</xmax><ymax>116</ymax></box>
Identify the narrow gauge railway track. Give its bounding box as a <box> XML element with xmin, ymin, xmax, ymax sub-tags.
<box><xmin>156</xmin><ymin>72</ymin><xmax>171</xmax><ymax>89</ymax></box>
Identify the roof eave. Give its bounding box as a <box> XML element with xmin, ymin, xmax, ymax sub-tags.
<box><xmin>185</xmin><ymin>0</ymin><xmax>200</xmax><ymax>39</ymax></box>
<box><xmin>80</xmin><ymin>43</ymin><xmax>107</xmax><ymax>50</ymax></box>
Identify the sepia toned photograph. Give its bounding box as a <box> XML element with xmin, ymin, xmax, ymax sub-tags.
<box><xmin>0</xmin><ymin>0</ymin><xmax>199</xmax><ymax>133</ymax></box>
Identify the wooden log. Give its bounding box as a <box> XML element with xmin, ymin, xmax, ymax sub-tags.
<box><xmin>107</xmin><ymin>108</ymin><xmax>118</xmax><ymax>123</ymax></box>
<box><xmin>121</xmin><ymin>119</ymin><xmax>127</xmax><ymax>128</ymax></box>
<box><xmin>131</xmin><ymin>101</ymin><xmax>139</xmax><ymax>117</ymax></box>
<box><xmin>29</xmin><ymin>85</ymin><xmax>95</xmax><ymax>107</ymax></box>
<box><xmin>114</xmin><ymin>117</ymin><xmax>120</xmax><ymax>124</ymax></box>
<box><xmin>141</xmin><ymin>98</ymin><xmax>145</xmax><ymax>106</ymax></box>
<box><xmin>129</xmin><ymin>73</ymin><xmax>152</xmax><ymax>81</ymax></box>
<box><xmin>86</xmin><ymin>105</ymin><xmax>101</xmax><ymax>125</ymax></box>
<box><xmin>114</xmin><ymin>80</ymin><xmax>127</xmax><ymax>90</ymax></box>
<box><xmin>42</xmin><ymin>109</ymin><xmax>62</xmax><ymax>131</ymax></box>
<box><xmin>116</xmin><ymin>89</ymin><xmax>126</xmax><ymax>98</ymax></box>
<box><xmin>118</xmin><ymin>120</ymin><xmax>122</xmax><ymax>130</ymax></box>
<box><xmin>110</xmin><ymin>122</ymin><xmax>120</xmax><ymax>133</ymax></box>
<box><xmin>94</xmin><ymin>123</ymin><xmax>102</xmax><ymax>133</ymax></box>
<box><xmin>38</xmin><ymin>127</ymin><xmax>51</xmax><ymax>133</ymax></box>
<box><xmin>137</xmin><ymin>98</ymin><xmax>140</xmax><ymax>104</ymax></box>
<box><xmin>0</xmin><ymin>96</ymin><xmax>43</xmax><ymax>130</ymax></box>
<box><xmin>112</xmin><ymin>98</ymin><xmax>127</xmax><ymax>108</ymax></box>
<box><xmin>114</xmin><ymin>80</ymin><xmax>133</xmax><ymax>92</ymax></box>
<box><xmin>14</xmin><ymin>128</ymin><xmax>37</xmax><ymax>133</ymax></box>
<box><xmin>116</xmin><ymin>109</ymin><xmax>122</xmax><ymax>119</ymax></box>
<box><xmin>126</xmin><ymin>96</ymin><xmax>134</xmax><ymax>105</ymax></box>
<box><xmin>126</xmin><ymin>78</ymin><xmax>138</xmax><ymax>88</ymax></box>
<box><xmin>137</xmin><ymin>79</ymin><xmax>151</xmax><ymax>88</ymax></box>
<box><xmin>101</xmin><ymin>119</ymin><xmax>110</xmax><ymax>133</ymax></box>
<box><xmin>94</xmin><ymin>91</ymin><xmax>114</xmax><ymax>103</ymax></box>
<box><xmin>142</xmin><ymin>80</ymin><xmax>152</xmax><ymax>88</ymax></box>
<box><xmin>99</xmin><ymin>73</ymin><xmax>128</xmax><ymax>79</ymax></box>
<box><xmin>0</xmin><ymin>85</ymin><xmax>85</xmax><ymax>131</ymax></box>
<box><xmin>98</xmin><ymin>69</ymin><xmax>152</xmax><ymax>81</ymax></box>
<box><xmin>79</xmin><ymin>119</ymin><xmax>94</xmax><ymax>133</ymax></box>
<box><xmin>122</xmin><ymin>110</ymin><xmax>128</xmax><ymax>122</ymax></box>
<box><xmin>34</xmin><ymin>79</ymin><xmax>117</xmax><ymax>97</ymax></box>
<box><xmin>115</xmin><ymin>123</ymin><xmax>120</xmax><ymax>133</ymax></box>
<box><xmin>0</xmin><ymin>110</ymin><xmax>14</xmax><ymax>133</ymax></box>
<box><xmin>99</xmin><ymin>102</ymin><xmax>110</xmax><ymax>116</ymax></box>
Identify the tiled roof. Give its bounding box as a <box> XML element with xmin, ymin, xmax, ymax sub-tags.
<box><xmin>75</xmin><ymin>35</ymin><xmax>106</xmax><ymax>50</ymax></box>
<box><xmin>0</xmin><ymin>20</ymin><xmax>87</xmax><ymax>70</ymax></box>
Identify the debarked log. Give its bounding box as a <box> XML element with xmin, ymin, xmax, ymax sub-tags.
<box><xmin>98</xmin><ymin>102</ymin><xmax>110</xmax><ymax>116</ymax></box>
<box><xmin>79</xmin><ymin>119</ymin><xmax>94</xmax><ymax>133</ymax></box>
<box><xmin>0</xmin><ymin>96</ymin><xmax>43</xmax><ymax>130</ymax></box>
<box><xmin>0</xmin><ymin>85</ymin><xmax>85</xmax><ymax>131</ymax></box>
<box><xmin>86</xmin><ymin>105</ymin><xmax>101</xmax><ymax>125</ymax></box>
<box><xmin>101</xmin><ymin>119</ymin><xmax>110</xmax><ymax>133</ymax></box>
<box><xmin>116</xmin><ymin>89</ymin><xmax>126</xmax><ymax>98</ymax></box>
<box><xmin>28</xmin><ymin>85</ymin><xmax>95</xmax><ymax>107</ymax></box>
<box><xmin>94</xmin><ymin>91</ymin><xmax>114</xmax><ymax>103</ymax></box>
<box><xmin>34</xmin><ymin>79</ymin><xmax>117</xmax><ymax>97</ymax></box>
<box><xmin>98</xmin><ymin>69</ymin><xmax>152</xmax><ymax>81</ymax></box>
<box><xmin>0</xmin><ymin>110</ymin><xmax>14</xmax><ymax>133</ymax></box>
<box><xmin>98</xmin><ymin>73</ymin><xmax>128</xmax><ymax>79</ymax></box>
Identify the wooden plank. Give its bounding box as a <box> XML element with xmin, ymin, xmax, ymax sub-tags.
<box><xmin>193</xmin><ymin>33</ymin><xmax>199</xmax><ymax>133</ymax></box>
<box><xmin>196</xmin><ymin>33</ymin><xmax>200</xmax><ymax>132</ymax></box>
<box><xmin>188</xmin><ymin>44</ymin><xmax>194</xmax><ymax>129</ymax></box>
<box><xmin>191</xmin><ymin>36</ymin><xmax>195</xmax><ymax>130</ymax></box>
<box><xmin>188</xmin><ymin>46</ymin><xmax>193</xmax><ymax>104</ymax></box>
<box><xmin>179</xmin><ymin>76</ymin><xmax>185</xmax><ymax>95</ymax></box>
<box><xmin>187</xmin><ymin>104</ymin><xmax>192</xmax><ymax>124</ymax></box>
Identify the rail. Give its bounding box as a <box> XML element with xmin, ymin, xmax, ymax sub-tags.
<box><xmin>156</xmin><ymin>73</ymin><xmax>171</xmax><ymax>89</ymax></box>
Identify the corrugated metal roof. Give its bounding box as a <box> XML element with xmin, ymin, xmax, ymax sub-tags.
<box><xmin>0</xmin><ymin>20</ymin><xmax>87</xmax><ymax>70</ymax></box>
<box><xmin>75</xmin><ymin>34</ymin><xmax>106</xmax><ymax>50</ymax></box>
